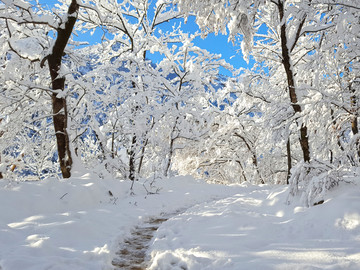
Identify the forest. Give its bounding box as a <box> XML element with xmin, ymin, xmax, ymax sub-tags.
<box><xmin>1</xmin><ymin>0</ymin><xmax>359</xmax><ymax>206</ymax></box>
<box><xmin>0</xmin><ymin>1</ymin><xmax>360</xmax><ymax>269</ymax></box>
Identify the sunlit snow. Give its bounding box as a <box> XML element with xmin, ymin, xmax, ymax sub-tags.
<box><xmin>0</xmin><ymin>174</ymin><xmax>359</xmax><ymax>269</ymax></box>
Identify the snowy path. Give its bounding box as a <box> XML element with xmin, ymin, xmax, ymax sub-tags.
<box><xmin>0</xmin><ymin>176</ymin><xmax>359</xmax><ymax>269</ymax></box>
<box><xmin>0</xmin><ymin>176</ymin><xmax>245</xmax><ymax>270</ymax></box>
<box><xmin>112</xmin><ymin>216</ymin><xmax>167</xmax><ymax>269</ymax></box>
<box><xmin>147</xmin><ymin>186</ymin><xmax>360</xmax><ymax>270</ymax></box>
<box><xmin>112</xmin><ymin>211</ymin><xmax>183</xmax><ymax>270</ymax></box>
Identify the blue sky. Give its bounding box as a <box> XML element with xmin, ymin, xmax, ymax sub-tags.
<box><xmin>38</xmin><ymin>0</ymin><xmax>250</xmax><ymax>75</ymax></box>
<box><xmin>160</xmin><ymin>16</ymin><xmax>252</xmax><ymax>75</ymax></box>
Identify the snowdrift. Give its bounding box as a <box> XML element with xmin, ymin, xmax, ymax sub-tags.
<box><xmin>0</xmin><ymin>174</ymin><xmax>359</xmax><ymax>270</ymax></box>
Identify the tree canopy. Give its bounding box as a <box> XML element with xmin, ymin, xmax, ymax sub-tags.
<box><xmin>0</xmin><ymin>0</ymin><xmax>359</xmax><ymax>205</ymax></box>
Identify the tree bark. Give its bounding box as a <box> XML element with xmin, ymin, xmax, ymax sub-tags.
<box><xmin>46</xmin><ymin>0</ymin><xmax>79</xmax><ymax>178</ymax></box>
<box><xmin>128</xmin><ymin>78</ymin><xmax>139</xmax><ymax>183</ymax></box>
<box><xmin>278</xmin><ymin>0</ymin><xmax>311</xmax><ymax>163</ymax></box>
<box><xmin>286</xmin><ymin>138</ymin><xmax>291</xmax><ymax>184</ymax></box>
<box><xmin>128</xmin><ymin>135</ymin><xmax>137</xmax><ymax>182</ymax></box>
<box><xmin>137</xmin><ymin>117</ymin><xmax>155</xmax><ymax>175</ymax></box>
<box><xmin>137</xmin><ymin>137</ymin><xmax>148</xmax><ymax>175</ymax></box>
<box><xmin>350</xmin><ymin>79</ymin><xmax>360</xmax><ymax>162</ymax></box>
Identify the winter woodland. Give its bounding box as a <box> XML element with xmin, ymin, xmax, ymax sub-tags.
<box><xmin>0</xmin><ymin>0</ymin><xmax>359</xmax><ymax>206</ymax></box>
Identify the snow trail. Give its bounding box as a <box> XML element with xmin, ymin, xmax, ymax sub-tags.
<box><xmin>112</xmin><ymin>211</ymin><xmax>183</xmax><ymax>269</ymax></box>
<box><xmin>146</xmin><ymin>186</ymin><xmax>360</xmax><ymax>270</ymax></box>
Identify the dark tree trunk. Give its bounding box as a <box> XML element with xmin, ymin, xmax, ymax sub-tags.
<box><xmin>137</xmin><ymin>118</ymin><xmax>155</xmax><ymax>175</ymax></box>
<box><xmin>286</xmin><ymin>138</ymin><xmax>292</xmax><ymax>184</ymax></box>
<box><xmin>45</xmin><ymin>0</ymin><xmax>79</xmax><ymax>178</ymax></box>
<box><xmin>129</xmin><ymin>135</ymin><xmax>137</xmax><ymax>182</ymax></box>
<box><xmin>0</xmin><ymin>155</ymin><xmax>2</xmax><ymax>179</ymax></box>
<box><xmin>351</xmin><ymin>116</ymin><xmax>359</xmax><ymax>163</ymax></box>
<box><xmin>351</xmin><ymin>115</ymin><xmax>359</xmax><ymax>139</ymax></box>
<box><xmin>137</xmin><ymin>138</ymin><xmax>148</xmax><ymax>175</ymax></box>
<box><xmin>51</xmin><ymin>93</ymin><xmax>72</xmax><ymax>178</ymax></box>
<box><xmin>128</xmin><ymin>78</ymin><xmax>139</xmax><ymax>184</ymax></box>
<box><xmin>278</xmin><ymin>0</ymin><xmax>311</xmax><ymax>163</ymax></box>
<box><xmin>350</xmin><ymin>80</ymin><xmax>360</xmax><ymax>162</ymax></box>
<box><xmin>351</xmin><ymin>115</ymin><xmax>359</xmax><ymax>160</ymax></box>
<box><xmin>164</xmin><ymin>137</ymin><xmax>175</xmax><ymax>177</ymax></box>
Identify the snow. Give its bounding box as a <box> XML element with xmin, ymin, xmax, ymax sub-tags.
<box><xmin>0</xmin><ymin>175</ymin><xmax>241</xmax><ymax>269</ymax></box>
<box><xmin>148</xmin><ymin>183</ymin><xmax>360</xmax><ymax>270</ymax></box>
<box><xmin>10</xmin><ymin>37</ymin><xmax>43</xmax><ymax>61</ymax></box>
<box><xmin>0</xmin><ymin>174</ymin><xmax>359</xmax><ymax>269</ymax></box>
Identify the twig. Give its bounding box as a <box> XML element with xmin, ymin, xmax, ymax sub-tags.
<box><xmin>60</xmin><ymin>192</ymin><xmax>68</xmax><ymax>199</ymax></box>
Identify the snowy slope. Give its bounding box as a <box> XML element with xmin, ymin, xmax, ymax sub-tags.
<box><xmin>147</xmin><ymin>183</ymin><xmax>360</xmax><ymax>270</ymax></box>
<box><xmin>0</xmin><ymin>174</ymin><xmax>359</xmax><ymax>270</ymax></box>
<box><xmin>0</xmin><ymin>175</ymin><xmax>243</xmax><ymax>270</ymax></box>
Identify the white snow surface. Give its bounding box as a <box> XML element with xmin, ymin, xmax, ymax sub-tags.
<box><xmin>0</xmin><ymin>173</ymin><xmax>359</xmax><ymax>270</ymax></box>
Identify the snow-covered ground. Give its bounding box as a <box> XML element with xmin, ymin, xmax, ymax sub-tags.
<box><xmin>0</xmin><ymin>174</ymin><xmax>242</xmax><ymax>270</ymax></box>
<box><xmin>0</xmin><ymin>173</ymin><xmax>359</xmax><ymax>270</ymax></box>
<box><xmin>148</xmin><ymin>183</ymin><xmax>360</xmax><ymax>270</ymax></box>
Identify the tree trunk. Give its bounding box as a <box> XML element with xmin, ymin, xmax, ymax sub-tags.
<box><xmin>128</xmin><ymin>135</ymin><xmax>137</xmax><ymax>182</ymax></box>
<box><xmin>0</xmin><ymin>155</ymin><xmax>2</xmax><ymax>179</ymax></box>
<box><xmin>137</xmin><ymin>138</ymin><xmax>147</xmax><ymax>175</ymax></box>
<box><xmin>351</xmin><ymin>114</ymin><xmax>359</xmax><ymax>161</ymax></box>
<box><xmin>278</xmin><ymin>0</ymin><xmax>311</xmax><ymax>163</ymax></box>
<box><xmin>234</xmin><ymin>132</ymin><xmax>264</xmax><ymax>184</ymax></box>
<box><xmin>45</xmin><ymin>0</ymin><xmax>79</xmax><ymax>178</ymax></box>
<box><xmin>164</xmin><ymin>138</ymin><xmax>174</xmax><ymax>177</ymax></box>
<box><xmin>236</xmin><ymin>160</ymin><xmax>248</xmax><ymax>182</ymax></box>
<box><xmin>110</xmin><ymin>120</ymin><xmax>118</xmax><ymax>159</ymax></box>
<box><xmin>51</xmin><ymin>94</ymin><xmax>72</xmax><ymax>178</ymax></box>
<box><xmin>351</xmin><ymin>116</ymin><xmax>359</xmax><ymax>161</ymax></box>
<box><xmin>165</xmin><ymin>117</ymin><xmax>179</xmax><ymax>177</ymax></box>
<box><xmin>350</xmin><ymin>79</ymin><xmax>360</xmax><ymax>162</ymax></box>
<box><xmin>286</xmin><ymin>137</ymin><xmax>292</xmax><ymax>184</ymax></box>
<box><xmin>137</xmin><ymin>118</ymin><xmax>155</xmax><ymax>175</ymax></box>
<box><xmin>128</xmin><ymin>78</ymin><xmax>139</xmax><ymax>183</ymax></box>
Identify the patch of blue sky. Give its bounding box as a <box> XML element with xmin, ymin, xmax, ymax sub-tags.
<box><xmin>38</xmin><ymin>0</ymin><xmax>252</xmax><ymax>76</ymax></box>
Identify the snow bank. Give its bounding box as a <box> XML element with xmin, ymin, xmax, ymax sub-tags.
<box><xmin>148</xmin><ymin>182</ymin><xmax>360</xmax><ymax>270</ymax></box>
<box><xmin>1</xmin><ymin>174</ymin><xmax>359</xmax><ymax>270</ymax></box>
<box><xmin>0</xmin><ymin>174</ymin><xmax>242</xmax><ymax>270</ymax></box>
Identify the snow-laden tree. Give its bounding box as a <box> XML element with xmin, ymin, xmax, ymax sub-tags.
<box><xmin>68</xmin><ymin>0</ymin><xmax>183</xmax><ymax>183</ymax></box>
<box><xmin>0</xmin><ymin>0</ymin><xmax>81</xmax><ymax>178</ymax></box>
<box><xmin>173</xmin><ymin>112</ymin><xmax>266</xmax><ymax>185</ymax></box>
<box><xmin>309</xmin><ymin>3</ymin><xmax>360</xmax><ymax>166</ymax></box>
<box><xmin>1</xmin><ymin>1</ymin><xmax>54</xmax><ymax>179</ymax></box>
<box><xmin>177</xmin><ymin>0</ymin><xmax>360</xmax><ymax>204</ymax></box>
<box><xmin>69</xmin><ymin>0</ymin><xmax>231</xmax><ymax>183</ymax></box>
<box><xmin>175</xmin><ymin>0</ymin><xmax>315</xmax><ymax>183</ymax></box>
<box><xmin>151</xmin><ymin>32</ymin><xmax>230</xmax><ymax>177</ymax></box>
<box><xmin>0</xmin><ymin>0</ymin><xmax>230</xmax><ymax>182</ymax></box>
<box><xmin>283</xmin><ymin>1</ymin><xmax>360</xmax><ymax>205</ymax></box>
<box><xmin>1</xmin><ymin>0</ymin><xmax>183</xmax><ymax>181</ymax></box>
<box><xmin>172</xmin><ymin>73</ymin><xmax>286</xmax><ymax>185</ymax></box>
